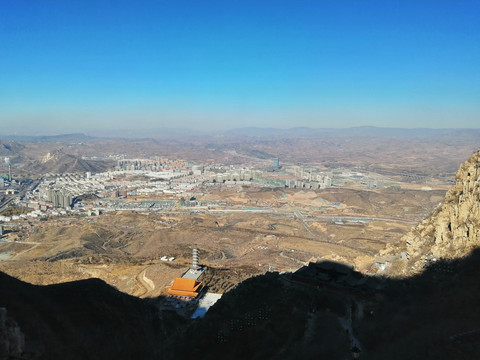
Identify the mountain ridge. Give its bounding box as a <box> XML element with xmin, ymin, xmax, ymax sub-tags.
<box><xmin>3</xmin><ymin>126</ymin><xmax>480</xmax><ymax>141</ymax></box>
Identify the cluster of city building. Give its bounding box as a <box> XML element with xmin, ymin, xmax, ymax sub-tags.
<box><xmin>208</xmin><ymin>169</ymin><xmax>256</xmax><ymax>183</ymax></box>
<box><xmin>282</xmin><ymin>166</ymin><xmax>333</xmax><ymax>189</ymax></box>
<box><xmin>0</xmin><ymin>156</ymin><xmax>393</xmax><ymax>226</ymax></box>
<box><xmin>116</xmin><ymin>158</ymin><xmax>188</xmax><ymax>172</ymax></box>
<box><xmin>284</xmin><ymin>178</ymin><xmax>332</xmax><ymax>190</ymax></box>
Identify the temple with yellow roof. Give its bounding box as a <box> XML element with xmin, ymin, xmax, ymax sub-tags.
<box><xmin>167</xmin><ymin>277</ymin><xmax>203</xmax><ymax>298</ymax></box>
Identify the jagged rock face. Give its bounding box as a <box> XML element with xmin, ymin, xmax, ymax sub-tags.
<box><xmin>405</xmin><ymin>149</ymin><xmax>480</xmax><ymax>264</ymax></box>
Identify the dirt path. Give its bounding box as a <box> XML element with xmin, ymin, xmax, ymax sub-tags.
<box><xmin>279</xmin><ymin>251</ymin><xmax>307</xmax><ymax>266</ymax></box>
<box><xmin>11</xmin><ymin>243</ymin><xmax>41</xmax><ymax>260</ymax></box>
<box><xmin>136</xmin><ymin>267</ymin><xmax>155</xmax><ymax>297</ymax></box>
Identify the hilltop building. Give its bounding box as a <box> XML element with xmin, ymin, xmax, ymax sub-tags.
<box><xmin>167</xmin><ymin>278</ymin><xmax>203</xmax><ymax>298</ymax></box>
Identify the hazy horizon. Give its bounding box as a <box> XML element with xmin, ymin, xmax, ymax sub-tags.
<box><xmin>1</xmin><ymin>1</ymin><xmax>479</xmax><ymax>134</ymax></box>
<box><xmin>2</xmin><ymin>125</ymin><xmax>480</xmax><ymax>139</ymax></box>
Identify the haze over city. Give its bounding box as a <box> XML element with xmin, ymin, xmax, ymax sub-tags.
<box><xmin>1</xmin><ymin>0</ymin><xmax>479</xmax><ymax>135</ymax></box>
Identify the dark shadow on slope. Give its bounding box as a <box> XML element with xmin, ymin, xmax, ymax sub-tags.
<box><xmin>168</xmin><ymin>252</ymin><xmax>480</xmax><ymax>360</ymax></box>
<box><xmin>0</xmin><ymin>273</ymin><xmax>185</xmax><ymax>360</ymax></box>
<box><xmin>355</xmin><ymin>249</ymin><xmax>480</xmax><ymax>359</ymax></box>
<box><xmin>2</xmin><ymin>250</ymin><xmax>480</xmax><ymax>359</ymax></box>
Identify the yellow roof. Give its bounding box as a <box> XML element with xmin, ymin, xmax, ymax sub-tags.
<box><xmin>167</xmin><ymin>277</ymin><xmax>202</xmax><ymax>297</ymax></box>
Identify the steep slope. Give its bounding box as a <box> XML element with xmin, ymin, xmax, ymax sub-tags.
<box><xmin>389</xmin><ymin>149</ymin><xmax>480</xmax><ymax>273</ymax></box>
<box><xmin>378</xmin><ymin>148</ymin><xmax>480</xmax><ymax>276</ymax></box>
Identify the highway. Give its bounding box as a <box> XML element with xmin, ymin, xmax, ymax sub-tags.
<box><xmin>207</xmin><ymin>208</ymin><xmax>417</xmax><ymax>225</ymax></box>
<box><xmin>297</xmin><ymin>213</ymin><xmax>418</xmax><ymax>224</ymax></box>
<box><xmin>294</xmin><ymin>211</ymin><xmax>316</xmax><ymax>237</ymax></box>
<box><xmin>0</xmin><ymin>197</ymin><xmax>14</xmax><ymax>214</ymax></box>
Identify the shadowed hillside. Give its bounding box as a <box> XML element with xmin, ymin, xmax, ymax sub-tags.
<box><xmin>0</xmin><ymin>273</ymin><xmax>184</xmax><ymax>360</ymax></box>
<box><xmin>166</xmin><ymin>250</ymin><xmax>480</xmax><ymax>360</ymax></box>
<box><xmin>2</xmin><ymin>250</ymin><xmax>480</xmax><ymax>359</ymax></box>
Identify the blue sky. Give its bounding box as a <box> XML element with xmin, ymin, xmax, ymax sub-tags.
<box><xmin>1</xmin><ymin>0</ymin><xmax>479</xmax><ymax>134</ymax></box>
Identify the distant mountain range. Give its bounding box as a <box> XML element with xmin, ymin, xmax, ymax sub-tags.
<box><xmin>223</xmin><ymin>126</ymin><xmax>480</xmax><ymax>139</ymax></box>
<box><xmin>1</xmin><ymin>133</ymin><xmax>96</xmax><ymax>143</ymax></box>
<box><xmin>2</xmin><ymin>127</ymin><xmax>480</xmax><ymax>142</ymax></box>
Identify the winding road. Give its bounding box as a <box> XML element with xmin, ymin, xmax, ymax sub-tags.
<box><xmin>136</xmin><ymin>267</ymin><xmax>155</xmax><ymax>297</ymax></box>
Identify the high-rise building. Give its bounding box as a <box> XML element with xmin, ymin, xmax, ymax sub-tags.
<box><xmin>273</xmin><ymin>158</ymin><xmax>280</xmax><ymax>169</ymax></box>
<box><xmin>62</xmin><ymin>192</ymin><xmax>72</xmax><ymax>209</ymax></box>
<box><xmin>48</xmin><ymin>190</ymin><xmax>73</xmax><ymax>209</ymax></box>
<box><xmin>324</xmin><ymin>177</ymin><xmax>332</xmax><ymax>188</ymax></box>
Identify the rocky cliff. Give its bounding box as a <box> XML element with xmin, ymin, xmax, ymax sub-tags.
<box><xmin>394</xmin><ymin>149</ymin><xmax>480</xmax><ymax>273</ymax></box>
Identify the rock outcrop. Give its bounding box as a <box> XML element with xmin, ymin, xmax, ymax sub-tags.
<box><xmin>29</xmin><ymin>149</ymin><xmax>112</xmax><ymax>174</ymax></box>
<box><xmin>399</xmin><ymin>149</ymin><xmax>480</xmax><ymax>272</ymax></box>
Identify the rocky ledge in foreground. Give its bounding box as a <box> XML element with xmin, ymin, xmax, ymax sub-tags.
<box><xmin>384</xmin><ymin>149</ymin><xmax>480</xmax><ymax>274</ymax></box>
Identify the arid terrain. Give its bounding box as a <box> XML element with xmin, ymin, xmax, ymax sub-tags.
<box><xmin>0</xmin><ymin>182</ymin><xmax>449</xmax><ymax>298</ymax></box>
<box><xmin>1</xmin><ymin>131</ymin><xmax>480</xmax><ymax>359</ymax></box>
<box><xmin>1</xmin><ymin>130</ymin><xmax>479</xmax><ymax>298</ymax></box>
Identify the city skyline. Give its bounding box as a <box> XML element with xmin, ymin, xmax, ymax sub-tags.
<box><xmin>1</xmin><ymin>0</ymin><xmax>479</xmax><ymax>134</ymax></box>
